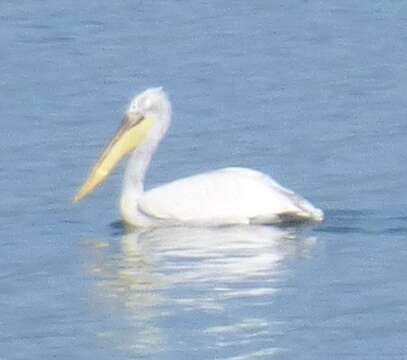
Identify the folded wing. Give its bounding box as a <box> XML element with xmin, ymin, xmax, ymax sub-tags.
<box><xmin>139</xmin><ymin>167</ymin><xmax>323</xmax><ymax>225</ymax></box>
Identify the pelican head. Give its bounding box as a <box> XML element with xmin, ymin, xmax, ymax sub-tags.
<box><xmin>128</xmin><ymin>87</ymin><xmax>171</xmax><ymax>123</ymax></box>
<box><xmin>74</xmin><ymin>87</ymin><xmax>171</xmax><ymax>203</ymax></box>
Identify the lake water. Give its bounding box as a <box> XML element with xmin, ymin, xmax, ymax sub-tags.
<box><xmin>1</xmin><ymin>1</ymin><xmax>407</xmax><ymax>359</ymax></box>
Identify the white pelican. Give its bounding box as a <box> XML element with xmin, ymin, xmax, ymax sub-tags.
<box><xmin>74</xmin><ymin>88</ymin><xmax>323</xmax><ymax>227</ymax></box>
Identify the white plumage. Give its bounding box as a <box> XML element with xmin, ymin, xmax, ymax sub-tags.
<box><xmin>138</xmin><ymin>167</ymin><xmax>323</xmax><ymax>226</ymax></box>
<box><xmin>76</xmin><ymin>87</ymin><xmax>323</xmax><ymax>227</ymax></box>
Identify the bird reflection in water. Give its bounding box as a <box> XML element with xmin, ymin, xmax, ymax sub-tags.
<box><xmin>84</xmin><ymin>225</ymin><xmax>317</xmax><ymax>356</ymax></box>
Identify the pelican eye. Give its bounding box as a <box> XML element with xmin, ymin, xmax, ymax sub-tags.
<box><xmin>128</xmin><ymin>113</ymin><xmax>145</xmax><ymax>126</ymax></box>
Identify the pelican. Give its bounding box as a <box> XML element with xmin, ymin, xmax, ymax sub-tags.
<box><xmin>74</xmin><ymin>87</ymin><xmax>323</xmax><ymax>227</ymax></box>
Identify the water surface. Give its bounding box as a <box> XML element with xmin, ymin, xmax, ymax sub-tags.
<box><xmin>1</xmin><ymin>1</ymin><xmax>407</xmax><ymax>359</ymax></box>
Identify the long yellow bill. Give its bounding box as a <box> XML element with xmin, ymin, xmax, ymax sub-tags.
<box><xmin>73</xmin><ymin>115</ymin><xmax>154</xmax><ymax>203</ymax></box>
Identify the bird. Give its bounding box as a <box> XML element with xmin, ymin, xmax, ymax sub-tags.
<box><xmin>73</xmin><ymin>87</ymin><xmax>323</xmax><ymax>227</ymax></box>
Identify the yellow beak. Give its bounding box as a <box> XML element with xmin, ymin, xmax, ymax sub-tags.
<box><xmin>73</xmin><ymin>114</ymin><xmax>154</xmax><ymax>203</ymax></box>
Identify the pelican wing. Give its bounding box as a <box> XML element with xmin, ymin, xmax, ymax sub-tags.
<box><xmin>139</xmin><ymin>167</ymin><xmax>323</xmax><ymax>225</ymax></box>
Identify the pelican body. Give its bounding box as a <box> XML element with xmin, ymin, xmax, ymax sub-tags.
<box><xmin>74</xmin><ymin>88</ymin><xmax>323</xmax><ymax>227</ymax></box>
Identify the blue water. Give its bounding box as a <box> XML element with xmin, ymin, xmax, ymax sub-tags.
<box><xmin>1</xmin><ymin>1</ymin><xmax>407</xmax><ymax>359</ymax></box>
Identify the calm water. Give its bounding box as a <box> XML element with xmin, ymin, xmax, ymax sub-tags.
<box><xmin>1</xmin><ymin>1</ymin><xmax>407</xmax><ymax>359</ymax></box>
